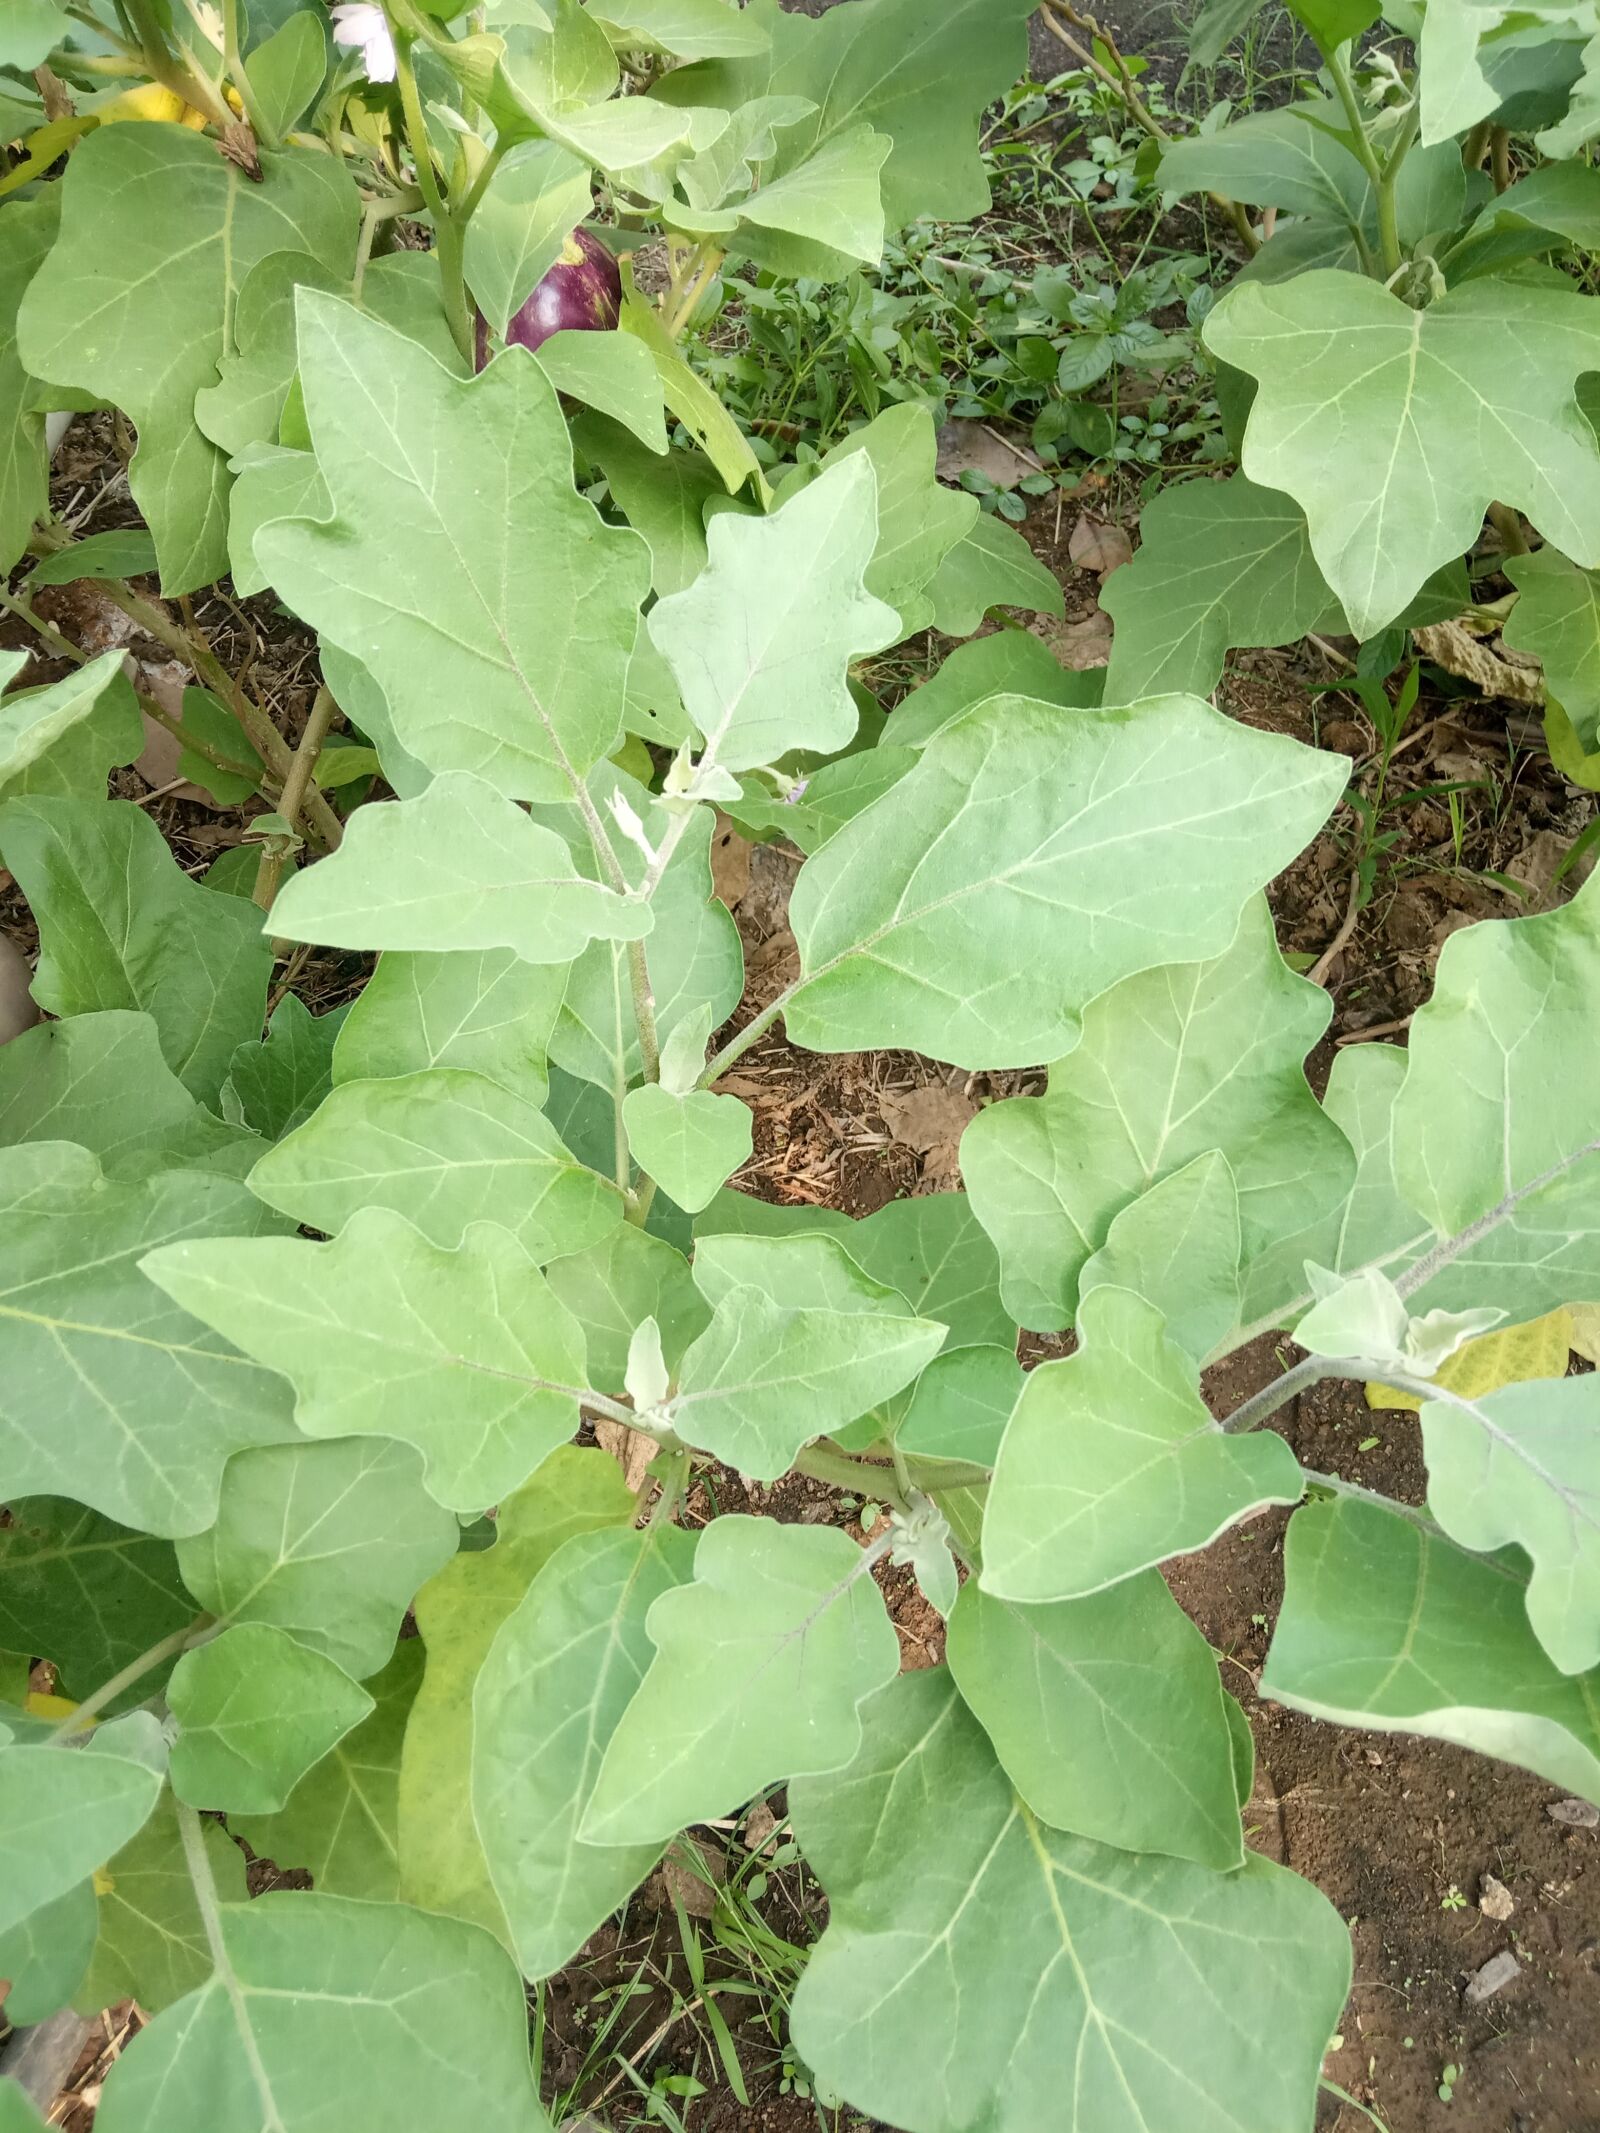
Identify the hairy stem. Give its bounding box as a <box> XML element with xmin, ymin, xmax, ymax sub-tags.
<box><xmin>1395</xmin><ymin>1135</ymin><xmax>1600</xmax><ymax>1298</ymax></box>
<box><xmin>1300</xmin><ymin>1467</ymin><xmax>1447</xmax><ymax>1539</ymax></box>
<box><xmin>255</xmin><ymin>685</ymin><xmax>340</xmax><ymax>910</ymax></box>
<box><xmin>49</xmin><ymin>1616</ymin><xmax>215</xmax><ymax>1739</ymax></box>
<box><xmin>394</xmin><ymin>33</ymin><xmax>474</xmax><ymax>366</ymax></box>
<box><xmin>1320</xmin><ymin>44</ymin><xmax>1394</xmax><ymax>272</ymax></box>
<box><xmin>221</xmin><ymin>0</ymin><xmax>273</xmax><ymax>146</ymax></box>
<box><xmin>1218</xmin><ymin>1353</ymin><xmax>1331</xmax><ymax>1434</ymax></box>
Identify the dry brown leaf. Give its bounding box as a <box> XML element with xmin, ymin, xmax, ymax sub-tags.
<box><xmin>593</xmin><ymin>1415</ymin><xmax>659</xmax><ymax>1494</ymax></box>
<box><xmin>1412</xmin><ymin>620</ymin><xmax>1544</xmax><ymax>706</ymax></box>
<box><xmin>742</xmin><ymin>1800</ymin><xmax>779</xmax><ymax>1854</ymax></box>
<box><xmin>709</xmin><ymin>812</ymin><xmax>751</xmax><ymax>910</ymax></box>
<box><xmin>0</xmin><ymin>933</ymin><xmax>40</xmax><ymax>1046</ymax></box>
<box><xmin>1035</xmin><ymin>610</ymin><xmax>1113</xmax><ymax>671</ymax></box>
<box><xmin>934</xmin><ymin>418</ymin><xmax>1033</xmax><ymax>491</ymax></box>
<box><xmin>1067</xmin><ymin>516</ymin><xmax>1134</xmax><ymax>576</ymax></box>
<box><xmin>878</xmin><ymin>1083</ymin><xmax>977</xmax><ymax>1153</ymax></box>
<box><xmin>645</xmin><ymin>1836</ymin><xmax>725</xmax><ymax>1918</ymax></box>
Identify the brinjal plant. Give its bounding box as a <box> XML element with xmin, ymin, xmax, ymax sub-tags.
<box><xmin>0</xmin><ymin>2</ymin><xmax>1599</xmax><ymax>2129</ymax></box>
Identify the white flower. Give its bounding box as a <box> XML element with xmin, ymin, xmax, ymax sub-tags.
<box><xmin>330</xmin><ymin>2</ymin><xmax>397</xmax><ymax>84</ymax></box>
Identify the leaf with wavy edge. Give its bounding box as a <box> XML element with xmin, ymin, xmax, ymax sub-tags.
<box><xmin>962</xmin><ymin>897</ymin><xmax>1348</xmax><ymax>1329</ymax></box>
<box><xmin>16</xmin><ymin>126</ymin><xmax>357</xmax><ymax>594</ymax></box>
<box><xmin>93</xmin><ymin>1890</ymin><xmax>554</xmax><ymax>2133</ymax></box>
<box><xmin>75</xmin><ymin>1789</ymin><xmax>246</xmax><ymax>2016</ymax></box>
<box><xmin>788</xmin><ymin>698</ymin><xmax>1344</xmax><ymax>1072</ymax></box>
<box><xmin>0</xmin><ymin>1496</ymin><xmax>191</xmax><ymax>1711</ymax></box>
<box><xmin>0</xmin><ymin>650</ymin><xmax>142</xmax><ymax>804</ymax></box>
<box><xmin>147</xmin><ymin>1208</ymin><xmax>590</xmax><ymax>1512</ymax></box>
<box><xmin>1206</xmin><ymin>271</ymin><xmax>1600</xmax><ymax>638</ymax></box>
<box><xmin>248</xmin><ymin>1067</ymin><xmax>625</xmax><ymax>1258</ymax></box>
<box><xmin>167</xmin><ymin>1623</ymin><xmax>373</xmax><ymax>1815</ymax></box>
<box><xmin>258</xmin><ymin>292</ymin><xmax>650</xmax><ymax>801</ymax></box>
<box><xmin>582</xmin><ymin>1517</ymin><xmax>899</xmax><ymax>1845</ymax></box>
<box><xmin>789</xmin><ymin>1668</ymin><xmax>1350</xmax><ymax>2133</ymax></box>
<box><xmin>474</xmin><ymin>1521</ymin><xmax>696</xmax><ymax>1976</ymax></box>
<box><xmin>268</xmin><ymin>773</ymin><xmax>650</xmax><ymax>963</ymax></box>
<box><xmin>399</xmin><ymin>1446</ymin><xmax>633</xmax><ymax>1940</ymax></box>
<box><xmin>1265</xmin><ymin>1494</ymin><xmax>1600</xmax><ymax>1805</ymax></box>
<box><xmin>1421</xmin><ymin>1373</ymin><xmax>1600</xmax><ymax>1674</ymax></box>
<box><xmin>981</xmin><ymin>1286</ymin><xmax>1302</xmax><ymax>1603</ymax></box>
<box><xmin>1505</xmin><ymin>544</ymin><xmax>1600</xmax><ymax>746</ymax></box>
<box><xmin>332</xmin><ymin>949</ymin><xmax>566</xmax><ymax>1105</ymax></box>
<box><xmin>0</xmin><ymin>1144</ymin><xmax>296</xmax><ymax>1538</ymax></box>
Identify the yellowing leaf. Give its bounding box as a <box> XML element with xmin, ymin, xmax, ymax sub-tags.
<box><xmin>1367</xmin><ymin>1309</ymin><xmax>1573</xmax><ymax>1412</ymax></box>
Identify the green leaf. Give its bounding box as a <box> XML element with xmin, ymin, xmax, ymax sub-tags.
<box><xmin>248</xmin><ymin>1067</ymin><xmax>625</xmax><ymax>1256</ymax></box>
<box><xmin>649</xmin><ymin>453</ymin><xmax>898</xmax><ymax>771</ymax></box>
<box><xmin>695</xmin><ymin>1186</ymin><xmax>1013</xmax><ymax>1350</ymax></box>
<box><xmin>1450</xmin><ymin>160</ymin><xmax>1600</xmax><ymax>280</ymax></box>
<box><xmin>0</xmin><ymin>0</ymin><xmax>64</xmax><ymax>75</ymax></box>
<box><xmin>0</xmin><ymin>2086</ymin><xmax>45</xmax><ymax>2132</ymax></box>
<box><xmin>16</xmin><ymin>126</ymin><xmax>357</xmax><ymax>594</ymax></box>
<box><xmin>789</xmin><ymin>1668</ymin><xmax>1351</xmax><ymax>2133</ymax></box>
<box><xmin>260</xmin><ymin>293</ymin><xmax>650</xmax><ymax>800</ymax></box>
<box><xmin>1265</xmin><ymin>1495</ymin><xmax>1600</xmax><ymax>1804</ymax></box>
<box><xmin>1420</xmin><ymin>1373</ymin><xmax>1600</xmax><ymax>1675</ymax></box>
<box><xmin>0</xmin><ymin>652</ymin><xmax>143</xmax><ymax>805</ymax></box>
<box><xmin>232</xmin><ymin>1643</ymin><xmax>424</xmax><ymax>1897</ymax></box>
<box><xmin>1159</xmin><ymin>100</ymin><xmax>1368</xmax><ymax>223</ymax></box>
<box><xmin>170</xmin><ymin>687</ymin><xmax>263</xmax><ymax>807</ymax></box>
<box><xmin>0</xmin><ymin>795</ymin><xmax>272</xmax><ymax>1104</ymax></box>
<box><xmin>668</xmin><ymin>1253</ymin><xmax>945</xmax><ymax>1480</ymax></box>
<box><xmin>225</xmin><ymin>440</ymin><xmax>326</xmax><ymax>600</ymax></box>
<box><xmin>147</xmin><ymin>1207</ymin><xmax>589</xmax><ymax>1513</ymax></box>
<box><xmin>76</xmin><ymin>1790</ymin><xmax>246</xmax><ymax>2016</ymax></box>
<box><xmin>962</xmin><ymin>897</ymin><xmax>1349</xmax><ymax>1328</ymax></box>
<box><xmin>1207</xmin><ymin>270</ymin><xmax>1600</xmax><ymax>639</ymax></box>
<box><xmin>244</xmin><ymin>9</ymin><xmax>328</xmax><ymax>138</ymax></box>
<box><xmin>0</xmin><ymin>1011</ymin><xmax>261</xmax><ymax>1180</ymax></box>
<box><xmin>0</xmin><ymin>190</ymin><xmax>58</xmax><ymax>577</ymax></box>
<box><xmin>332</xmin><ymin>949</ymin><xmax>565</xmax><ymax>1105</ymax></box>
<box><xmin>27</xmin><ymin>528</ymin><xmax>160</xmax><ymax>587</ymax></box>
<box><xmin>398</xmin><ymin>1445</ymin><xmax>633</xmax><ymax>1938</ymax></box>
<box><xmin>193</xmin><ymin>249</ymin><xmax>347</xmax><ymax>462</ymax></box>
<box><xmin>574</xmin><ymin>414</ymin><xmax>723</xmax><ymax>595</ymax></box>
<box><xmin>0</xmin><ymin>1726</ymin><xmax>164</xmax><ymax>1938</ymax></box>
<box><xmin>1102</xmin><ymin>473</ymin><xmax>1344</xmax><ymax>702</ymax></box>
<box><xmin>93</xmin><ymin>1889</ymin><xmax>554</xmax><ymax>2133</ymax></box>
<box><xmin>787</xmin><ymin>699</ymin><xmax>1344</xmax><ymax>1071</ymax></box>
<box><xmin>667</xmin><ymin>123</ymin><xmax>891</xmax><ymax>268</ymax></box>
<box><xmin>267</xmin><ymin>772</ymin><xmax>651</xmax><ymax>960</ymax></box>
<box><xmin>775</xmin><ymin>404</ymin><xmax>974</xmax><ymax>636</ymax></box>
<box><xmin>589</xmin><ymin>0</ymin><xmax>770</xmax><ymax>60</ymax></box>
<box><xmin>168</xmin><ymin>1626</ymin><xmax>372</xmax><ymax>1814</ymax></box>
<box><xmin>465</xmin><ymin>141</ymin><xmax>593</xmax><ymax>338</ymax></box>
<box><xmin>0</xmin><ymin>1876</ymin><xmax>96</xmax><ymax>2026</ymax></box>
<box><xmin>947</xmin><ymin>1573</ymin><xmax>1245</xmax><ymax>1868</ymax></box>
<box><xmin>623</xmin><ymin>1085</ymin><xmax>751</xmax><ymax>1212</ymax></box>
<box><xmin>222</xmin><ymin>992</ymin><xmax>347</xmax><ymax>1142</ymax></box>
<box><xmin>549</xmin><ymin>772</ymin><xmax>742</xmax><ymax>1097</ymax></box>
<box><xmin>664</xmin><ymin>0</ymin><xmax>1039</xmax><ymax>231</ymax></box>
<box><xmin>1079</xmin><ymin>1151</ymin><xmax>1243</xmax><ymax>1363</ymax></box>
<box><xmin>526</xmin><ymin>326</ymin><xmax>669</xmax><ymax>454</ymax></box>
<box><xmin>581</xmin><ymin>1516</ymin><xmax>899</xmax><ymax>1845</ymax></box>
<box><xmin>473</xmin><ymin>1520</ymin><xmax>695</xmax><ymax>1975</ymax></box>
<box><xmin>896</xmin><ymin>1343</ymin><xmax>1022</xmax><ymax>1467</ymax></box>
<box><xmin>884</xmin><ymin>630</ymin><xmax>1097</xmax><ymax>750</ymax></box>
<box><xmin>175</xmin><ymin>1438</ymin><xmax>457</xmax><ymax>1679</ymax></box>
<box><xmin>1393</xmin><ymin>869</ymin><xmax>1600</xmax><ymax>1321</ymax></box>
<box><xmin>616</xmin><ymin>287</ymin><xmax>767</xmax><ymax>496</ymax></box>
<box><xmin>1505</xmin><ymin>544</ymin><xmax>1600</xmax><ymax>746</ymax></box>
<box><xmin>982</xmin><ymin>1286</ymin><xmax>1302</xmax><ymax>1603</ymax></box>
<box><xmin>0</xmin><ymin>1145</ymin><xmax>296</xmax><ymax>1537</ymax></box>
<box><xmin>544</xmin><ymin>1224</ymin><xmax>709</xmax><ymax>1392</ymax></box>
<box><xmin>925</xmin><ymin>508</ymin><xmax>1065</xmax><ymax>636</ymax></box>
<box><xmin>1188</xmin><ymin>0</ymin><xmax>1267</xmax><ymax>65</ymax></box>
<box><xmin>0</xmin><ymin>1497</ymin><xmax>191</xmax><ymax>1711</ymax></box>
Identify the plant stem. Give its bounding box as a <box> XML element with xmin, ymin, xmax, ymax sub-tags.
<box><xmin>0</xmin><ymin>585</ymin><xmax>87</xmax><ymax>667</ymax></box>
<box><xmin>662</xmin><ymin>244</ymin><xmax>724</xmax><ymax>337</ymax></box>
<box><xmin>1321</xmin><ymin>43</ymin><xmax>1395</xmax><ymax>273</ymax></box>
<box><xmin>393</xmin><ymin>32</ymin><xmax>474</xmax><ymax>366</ymax></box>
<box><xmin>1490</xmin><ymin>124</ymin><xmax>1512</xmax><ymax>193</ymax></box>
<box><xmin>456</xmin><ymin>136</ymin><xmax>507</xmax><ymax>224</ymax></box>
<box><xmin>49</xmin><ymin>1617</ymin><xmax>214</xmax><ymax>1738</ymax></box>
<box><xmin>1396</xmin><ymin>1134</ymin><xmax>1600</xmax><ymax>1297</ymax></box>
<box><xmin>792</xmin><ymin>1443</ymin><xmax>909</xmax><ymax>1512</ymax></box>
<box><xmin>221</xmin><ymin>0</ymin><xmax>274</xmax><ymax>146</ymax></box>
<box><xmin>1300</xmin><ymin>1467</ymin><xmax>1445</xmax><ymax>1540</ymax></box>
<box><xmin>124</xmin><ymin>0</ymin><xmax>235</xmax><ymax>130</ymax></box>
<box><xmin>699</xmin><ymin>988</ymin><xmax>792</xmax><ymax>1087</ymax></box>
<box><xmin>1374</xmin><ymin>100</ymin><xmax>1420</xmax><ymax>281</ymax></box>
<box><xmin>255</xmin><ymin>685</ymin><xmax>339</xmax><ymax>909</ymax></box>
<box><xmin>1218</xmin><ymin>1353</ymin><xmax>1328</xmax><ymax>1434</ymax></box>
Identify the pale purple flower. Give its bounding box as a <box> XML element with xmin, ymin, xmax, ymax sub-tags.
<box><xmin>330</xmin><ymin>2</ymin><xmax>397</xmax><ymax>83</ymax></box>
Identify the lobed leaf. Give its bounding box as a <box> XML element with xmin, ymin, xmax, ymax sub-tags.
<box><xmin>332</xmin><ymin>948</ymin><xmax>567</xmax><ymax>1105</ymax></box>
<box><xmin>74</xmin><ymin>1789</ymin><xmax>246</xmax><ymax>2016</ymax></box>
<box><xmin>167</xmin><ymin>1623</ymin><xmax>374</xmax><ymax>1816</ymax></box>
<box><xmin>0</xmin><ymin>651</ymin><xmax>142</xmax><ymax>806</ymax></box>
<box><xmin>982</xmin><ymin>1286</ymin><xmax>1302</xmax><ymax>1602</ymax></box>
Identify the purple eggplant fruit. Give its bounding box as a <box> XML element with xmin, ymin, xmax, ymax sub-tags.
<box><xmin>476</xmin><ymin>228</ymin><xmax>622</xmax><ymax>369</ymax></box>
